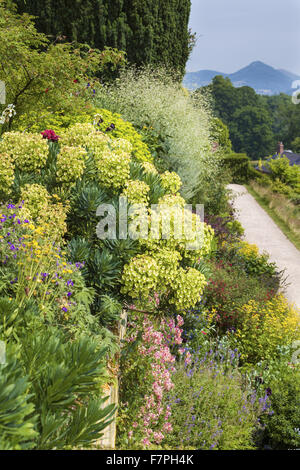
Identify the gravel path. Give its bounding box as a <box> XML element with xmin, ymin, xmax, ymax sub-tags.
<box><xmin>228</xmin><ymin>184</ymin><xmax>300</xmax><ymax>311</ymax></box>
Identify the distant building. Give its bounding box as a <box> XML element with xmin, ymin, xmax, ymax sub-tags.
<box><xmin>257</xmin><ymin>142</ymin><xmax>300</xmax><ymax>173</ymax></box>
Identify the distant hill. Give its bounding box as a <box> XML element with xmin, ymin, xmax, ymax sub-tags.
<box><xmin>183</xmin><ymin>61</ymin><xmax>300</xmax><ymax>95</ymax></box>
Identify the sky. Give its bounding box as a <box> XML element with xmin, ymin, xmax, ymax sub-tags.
<box><xmin>187</xmin><ymin>0</ymin><xmax>300</xmax><ymax>76</ymax></box>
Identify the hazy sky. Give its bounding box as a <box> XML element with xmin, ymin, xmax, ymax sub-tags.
<box><xmin>187</xmin><ymin>0</ymin><xmax>300</xmax><ymax>75</ymax></box>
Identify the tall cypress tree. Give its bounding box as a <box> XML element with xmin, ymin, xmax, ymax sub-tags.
<box><xmin>15</xmin><ymin>0</ymin><xmax>192</xmax><ymax>76</ymax></box>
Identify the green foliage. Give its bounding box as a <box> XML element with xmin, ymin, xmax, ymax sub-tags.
<box><xmin>228</xmin><ymin>295</ymin><xmax>300</xmax><ymax>367</ymax></box>
<box><xmin>267</xmin><ymin>156</ymin><xmax>300</xmax><ymax>194</ymax></box>
<box><xmin>3</xmin><ymin>5</ymin><xmax>298</xmax><ymax>450</ymax></box>
<box><xmin>0</xmin><ymin>344</ymin><xmax>37</xmax><ymax>450</ymax></box>
<box><xmin>0</xmin><ymin>3</ymin><xmax>128</xmax><ymax>134</ymax></box>
<box><xmin>0</xmin><ymin>297</ymin><xmax>116</xmax><ymax>450</ymax></box>
<box><xmin>67</xmin><ymin>237</ymin><xmax>93</xmax><ymax>264</ymax></box>
<box><xmin>129</xmin><ymin>161</ymin><xmax>166</xmax><ymax>204</ymax></box>
<box><xmin>200</xmin><ymin>76</ymin><xmax>275</xmax><ymax>159</ymax></box>
<box><xmin>258</xmin><ymin>367</ymin><xmax>300</xmax><ymax>450</ymax></box>
<box><xmin>84</xmin><ymin>248</ymin><xmax>122</xmax><ymax>294</ymax></box>
<box><xmin>102</xmin><ymin>238</ymin><xmax>140</xmax><ymax>264</ymax></box>
<box><xmin>291</xmin><ymin>136</ymin><xmax>300</xmax><ymax>153</ymax></box>
<box><xmin>210</xmin><ymin>117</ymin><xmax>232</xmax><ymax>154</ymax></box>
<box><xmin>20</xmin><ymin>329</ymin><xmax>115</xmax><ymax>449</ymax></box>
<box><xmin>1</xmin><ymin>115</ymin><xmax>214</xmax><ymax>321</ymax></box>
<box><xmin>193</xmin><ymin>164</ymin><xmax>232</xmax><ymax>216</ymax></box>
<box><xmin>0</xmin><ymin>310</ymin><xmax>116</xmax><ymax>450</ymax></box>
<box><xmin>68</xmin><ymin>182</ymin><xmax>109</xmax><ymax>240</ymax></box>
<box><xmin>164</xmin><ymin>360</ymin><xmax>263</xmax><ymax>450</ymax></box>
<box><xmin>120</xmin><ymin>251</ymin><xmax>208</xmax><ymax>313</ymax></box>
<box><xmin>15</xmin><ymin>0</ymin><xmax>192</xmax><ymax>78</ymax></box>
<box><xmin>0</xmin><ymin>151</ymin><xmax>14</xmax><ymax>197</ymax></box>
<box><xmin>236</xmin><ymin>241</ymin><xmax>278</xmax><ymax>278</ymax></box>
<box><xmin>223</xmin><ymin>153</ymin><xmax>253</xmax><ymax>183</ymax></box>
<box><xmin>0</xmin><ymin>131</ymin><xmax>49</xmax><ymax>174</ymax></box>
<box><xmin>285</xmin><ymin>98</ymin><xmax>300</xmax><ymax>148</ymax></box>
<box><xmin>0</xmin><ymin>297</ymin><xmax>23</xmax><ymax>339</ymax></box>
<box><xmin>261</xmin><ymin>93</ymin><xmax>294</xmax><ymax>146</ymax></box>
<box><xmin>0</xmin><ymin>203</ymin><xmax>117</xmax><ymax>449</ymax></box>
<box><xmin>230</xmin><ymin>105</ymin><xmax>274</xmax><ymax>159</ymax></box>
<box><xmin>203</xmin><ymin>261</ymin><xmax>276</xmax><ymax>333</ymax></box>
<box><xmin>96</xmin><ymin>67</ymin><xmax>219</xmax><ymax>200</ymax></box>
<box><xmin>97</xmin><ymin>295</ymin><xmax>122</xmax><ymax>325</ymax></box>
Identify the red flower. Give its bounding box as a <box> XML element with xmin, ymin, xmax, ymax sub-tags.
<box><xmin>41</xmin><ymin>129</ymin><xmax>60</xmax><ymax>142</ymax></box>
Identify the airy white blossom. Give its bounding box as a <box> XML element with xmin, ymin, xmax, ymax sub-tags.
<box><xmin>0</xmin><ymin>104</ymin><xmax>16</xmax><ymax>124</ymax></box>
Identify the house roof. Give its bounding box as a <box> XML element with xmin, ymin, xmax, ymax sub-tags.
<box><xmin>256</xmin><ymin>151</ymin><xmax>300</xmax><ymax>173</ymax></box>
<box><xmin>280</xmin><ymin>151</ymin><xmax>300</xmax><ymax>166</ymax></box>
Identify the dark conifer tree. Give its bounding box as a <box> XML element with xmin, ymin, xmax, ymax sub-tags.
<box><xmin>15</xmin><ymin>0</ymin><xmax>192</xmax><ymax>76</ymax></box>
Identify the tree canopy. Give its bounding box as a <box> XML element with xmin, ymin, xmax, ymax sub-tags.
<box><xmin>0</xmin><ymin>1</ymin><xmax>126</xmax><ymax>132</ymax></box>
<box><xmin>200</xmin><ymin>76</ymin><xmax>277</xmax><ymax>159</ymax></box>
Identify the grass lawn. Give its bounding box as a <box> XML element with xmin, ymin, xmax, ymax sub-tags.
<box><xmin>246</xmin><ymin>183</ymin><xmax>300</xmax><ymax>252</ymax></box>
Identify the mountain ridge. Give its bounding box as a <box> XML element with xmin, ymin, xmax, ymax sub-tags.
<box><xmin>183</xmin><ymin>61</ymin><xmax>300</xmax><ymax>95</ymax></box>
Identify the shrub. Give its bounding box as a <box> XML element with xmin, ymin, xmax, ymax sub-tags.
<box><xmin>58</xmin><ymin>117</ymin><xmax>152</xmax><ymax>192</ymax></box>
<box><xmin>121</xmin><ymin>255</ymin><xmax>160</xmax><ymax>303</ymax></box>
<box><xmin>164</xmin><ymin>357</ymin><xmax>267</xmax><ymax>450</ymax></box>
<box><xmin>259</xmin><ymin>367</ymin><xmax>300</xmax><ymax>449</ymax></box>
<box><xmin>236</xmin><ymin>241</ymin><xmax>278</xmax><ymax>278</ymax></box>
<box><xmin>268</xmin><ymin>156</ymin><xmax>300</xmax><ymax>193</ymax></box>
<box><xmin>270</xmin><ymin>178</ymin><xmax>295</xmax><ymax>197</ymax></box>
<box><xmin>121</xmin><ymin>249</ymin><xmax>208</xmax><ymax>314</ymax></box>
<box><xmin>228</xmin><ymin>294</ymin><xmax>300</xmax><ymax>366</ymax></box>
<box><xmin>0</xmin><ymin>344</ymin><xmax>37</xmax><ymax>450</ymax></box>
<box><xmin>204</xmin><ymin>212</ymin><xmax>244</xmax><ymax>250</ymax></box>
<box><xmin>16</xmin><ymin>107</ymin><xmax>153</xmax><ymax>164</ymax></box>
<box><xmin>0</xmin><ymin>203</ymin><xmax>117</xmax><ymax>449</ymax></box>
<box><xmin>169</xmin><ymin>267</ymin><xmax>207</xmax><ymax>311</ymax></box>
<box><xmin>0</xmin><ymin>153</ymin><xmax>14</xmax><ymax>196</ymax></box>
<box><xmin>210</xmin><ymin>117</ymin><xmax>232</xmax><ymax>155</ymax></box>
<box><xmin>20</xmin><ymin>329</ymin><xmax>116</xmax><ymax>450</ymax></box>
<box><xmin>0</xmin><ymin>3</ymin><xmax>125</xmax><ymax>134</ymax></box>
<box><xmin>96</xmin><ymin>67</ymin><xmax>220</xmax><ymax>200</ymax></box>
<box><xmin>56</xmin><ymin>146</ymin><xmax>87</xmax><ymax>185</ymax></box>
<box><xmin>59</xmin><ymin>122</ymin><xmax>100</xmax><ymax>147</ymax></box>
<box><xmin>204</xmin><ymin>262</ymin><xmax>273</xmax><ymax>332</ymax></box>
<box><xmin>291</xmin><ymin>137</ymin><xmax>300</xmax><ymax>153</ymax></box>
<box><xmin>223</xmin><ymin>153</ymin><xmax>255</xmax><ymax>184</ymax></box>
<box><xmin>95</xmin><ymin>149</ymin><xmax>131</xmax><ymax>191</ymax></box>
<box><xmin>0</xmin><ymin>131</ymin><xmax>49</xmax><ymax>172</ymax></box>
<box><xmin>93</xmin><ymin>108</ymin><xmax>153</xmax><ymax>163</ymax></box>
<box><xmin>160</xmin><ymin>171</ymin><xmax>182</xmax><ymax>194</ymax></box>
<box><xmin>208</xmin><ymin>218</ymin><xmax>282</xmax><ymax>291</ymax></box>
<box><xmin>19</xmin><ymin>183</ymin><xmax>51</xmax><ymax>218</ymax></box>
<box><xmin>1</xmin><ymin>115</ymin><xmax>214</xmax><ymax>322</ymax></box>
<box><xmin>122</xmin><ymin>179</ymin><xmax>150</xmax><ymax>204</ymax></box>
<box><xmin>19</xmin><ymin>184</ymin><xmax>67</xmax><ymax>238</ymax></box>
